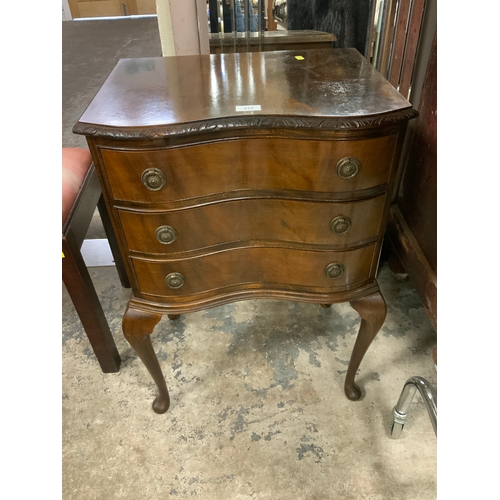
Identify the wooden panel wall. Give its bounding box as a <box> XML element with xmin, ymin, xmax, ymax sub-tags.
<box><xmin>386</xmin><ymin>30</ymin><xmax>437</xmax><ymax>330</ymax></box>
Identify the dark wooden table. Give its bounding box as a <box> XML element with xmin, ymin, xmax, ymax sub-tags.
<box><xmin>209</xmin><ymin>29</ymin><xmax>336</xmax><ymax>54</ymax></box>
<box><xmin>74</xmin><ymin>48</ymin><xmax>417</xmax><ymax>414</ymax></box>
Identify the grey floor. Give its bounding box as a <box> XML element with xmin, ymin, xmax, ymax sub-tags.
<box><xmin>62</xmin><ymin>17</ymin><xmax>437</xmax><ymax>499</ymax></box>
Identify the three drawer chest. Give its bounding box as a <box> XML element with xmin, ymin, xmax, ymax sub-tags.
<box><xmin>74</xmin><ymin>48</ymin><xmax>417</xmax><ymax>414</ymax></box>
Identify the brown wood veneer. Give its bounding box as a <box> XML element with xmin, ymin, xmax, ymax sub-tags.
<box><xmin>74</xmin><ymin>48</ymin><xmax>417</xmax><ymax>413</ymax></box>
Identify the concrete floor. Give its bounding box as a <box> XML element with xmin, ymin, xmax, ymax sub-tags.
<box><xmin>62</xmin><ymin>16</ymin><xmax>163</xmax><ymax>150</ymax></box>
<box><xmin>62</xmin><ymin>17</ymin><xmax>437</xmax><ymax>499</ymax></box>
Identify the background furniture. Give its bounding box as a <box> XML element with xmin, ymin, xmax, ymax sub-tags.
<box><xmin>62</xmin><ymin>147</ymin><xmax>130</xmax><ymax>373</ymax></box>
<box><xmin>386</xmin><ymin>31</ymin><xmax>437</xmax><ymax>330</ymax></box>
<box><xmin>74</xmin><ymin>48</ymin><xmax>417</xmax><ymax>413</ymax></box>
<box><xmin>209</xmin><ymin>30</ymin><xmax>335</xmax><ymax>54</ymax></box>
<box><xmin>367</xmin><ymin>0</ymin><xmax>429</xmax><ymax>101</ymax></box>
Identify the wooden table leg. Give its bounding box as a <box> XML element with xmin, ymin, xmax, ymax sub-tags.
<box><xmin>63</xmin><ymin>235</ymin><xmax>121</xmax><ymax>373</ymax></box>
<box><xmin>122</xmin><ymin>306</ymin><xmax>170</xmax><ymax>414</ymax></box>
<box><xmin>344</xmin><ymin>290</ymin><xmax>387</xmax><ymax>401</ymax></box>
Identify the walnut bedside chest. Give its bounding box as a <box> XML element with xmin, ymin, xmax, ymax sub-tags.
<box><xmin>74</xmin><ymin>48</ymin><xmax>417</xmax><ymax>414</ymax></box>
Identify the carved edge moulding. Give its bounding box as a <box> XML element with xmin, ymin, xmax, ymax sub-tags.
<box><xmin>72</xmin><ymin>109</ymin><xmax>419</xmax><ymax>140</ymax></box>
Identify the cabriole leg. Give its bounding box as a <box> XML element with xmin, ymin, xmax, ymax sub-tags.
<box><xmin>122</xmin><ymin>306</ymin><xmax>170</xmax><ymax>414</ymax></box>
<box><xmin>345</xmin><ymin>290</ymin><xmax>387</xmax><ymax>401</ymax></box>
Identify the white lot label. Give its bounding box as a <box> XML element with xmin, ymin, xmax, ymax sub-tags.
<box><xmin>236</xmin><ymin>105</ymin><xmax>261</xmax><ymax>112</ymax></box>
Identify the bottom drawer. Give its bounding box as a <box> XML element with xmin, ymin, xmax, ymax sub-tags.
<box><xmin>132</xmin><ymin>245</ymin><xmax>376</xmax><ymax>300</ymax></box>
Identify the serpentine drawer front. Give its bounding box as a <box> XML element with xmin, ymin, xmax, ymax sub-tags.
<box><xmin>74</xmin><ymin>48</ymin><xmax>417</xmax><ymax>414</ymax></box>
<box><xmin>131</xmin><ymin>244</ymin><xmax>376</xmax><ymax>300</ymax></box>
<box><xmin>99</xmin><ymin>136</ymin><xmax>397</xmax><ymax>203</ymax></box>
<box><xmin>117</xmin><ymin>195</ymin><xmax>387</xmax><ymax>254</ymax></box>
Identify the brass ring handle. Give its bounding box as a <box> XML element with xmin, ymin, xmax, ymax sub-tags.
<box><xmin>336</xmin><ymin>157</ymin><xmax>360</xmax><ymax>180</ymax></box>
<box><xmin>325</xmin><ymin>262</ymin><xmax>345</xmax><ymax>279</ymax></box>
<box><xmin>156</xmin><ymin>225</ymin><xmax>177</xmax><ymax>245</ymax></box>
<box><xmin>141</xmin><ymin>168</ymin><xmax>166</xmax><ymax>191</ymax></box>
<box><xmin>330</xmin><ymin>216</ymin><xmax>352</xmax><ymax>235</ymax></box>
<box><xmin>165</xmin><ymin>272</ymin><xmax>185</xmax><ymax>289</ymax></box>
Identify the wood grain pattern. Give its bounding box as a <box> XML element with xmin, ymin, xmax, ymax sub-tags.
<box><xmin>131</xmin><ymin>245</ymin><xmax>376</xmax><ymax>300</ymax></box>
<box><xmin>74</xmin><ymin>49</ymin><xmax>413</xmax><ymax>132</ymax></box>
<box><xmin>99</xmin><ymin>135</ymin><xmax>397</xmax><ymax>203</ymax></box>
<box><xmin>74</xmin><ymin>49</ymin><xmax>417</xmax><ymax>412</ymax></box>
<box><xmin>118</xmin><ymin>195</ymin><xmax>386</xmax><ymax>254</ymax></box>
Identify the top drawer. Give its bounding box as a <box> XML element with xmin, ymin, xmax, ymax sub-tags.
<box><xmin>99</xmin><ymin>136</ymin><xmax>397</xmax><ymax>204</ymax></box>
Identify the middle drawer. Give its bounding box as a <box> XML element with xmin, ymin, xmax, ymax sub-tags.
<box><xmin>118</xmin><ymin>195</ymin><xmax>386</xmax><ymax>254</ymax></box>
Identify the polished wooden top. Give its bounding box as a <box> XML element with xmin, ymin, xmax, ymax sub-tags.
<box><xmin>74</xmin><ymin>48</ymin><xmax>415</xmax><ymax>138</ymax></box>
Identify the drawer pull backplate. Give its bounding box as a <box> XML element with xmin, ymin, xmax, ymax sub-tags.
<box><xmin>330</xmin><ymin>216</ymin><xmax>352</xmax><ymax>234</ymax></box>
<box><xmin>325</xmin><ymin>262</ymin><xmax>345</xmax><ymax>279</ymax></box>
<box><xmin>156</xmin><ymin>225</ymin><xmax>177</xmax><ymax>245</ymax></box>
<box><xmin>141</xmin><ymin>168</ymin><xmax>166</xmax><ymax>191</ymax></box>
<box><xmin>336</xmin><ymin>157</ymin><xmax>360</xmax><ymax>180</ymax></box>
<box><xmin>165</xmin><ymin>272</ymin><xmax>185</xmax><ymax>289</ymax></box>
